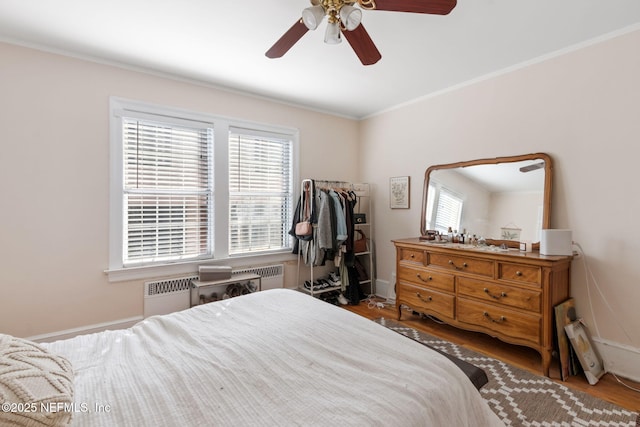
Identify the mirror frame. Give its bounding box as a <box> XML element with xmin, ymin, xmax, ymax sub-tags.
<box><xmin>420</xmin><ymin>152</ymin><xmax>553</xmax><ymax>247</ymax></box>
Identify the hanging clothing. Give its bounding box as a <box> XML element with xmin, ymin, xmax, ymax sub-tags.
<box><xmin>316</xmin><ymin>190</ymin><xmax>333</xmax><ymax>255</ymax></box>
<box><xmin>345</xmin><ymin>263</ymin><xmax>366</xmax><ymax>304</ymax></box>
<box><xmin>341</xmin><ymin>190</ymin><xmax>357</xmax><ymax>254</ymax></box>
<box><xmin>302</xmin><ymin>189</ymin><xmax>332</xmax><ymax>267</ymax></box>
<box><xmin>289</xmin><ymin>180</ymin><xmax>317</xmax><ymax>254</ymax></box>
<box><xmin>330</xmin><ymin>190</ymin><xmax>348</xmax><ymax>246</ymax></box>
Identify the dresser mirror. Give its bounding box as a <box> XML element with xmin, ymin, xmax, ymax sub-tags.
<box><xmin>420</xmin><ymin>153</ymin><xmax>552</xmax><ymax>247</ymax></box>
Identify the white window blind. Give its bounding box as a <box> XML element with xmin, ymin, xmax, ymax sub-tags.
<box><xmin>433</xmin><ymin>188</ymin><xmax>463</xmax><ymax>233</ymax></box>
<box><xmin>228</xmin><ymin>129</ymin><xmax>293</xmax><ymax>255</ymax></box>
<box><xmin>123</xmin><ymin>117</ymin><xmax>213</xmax><ymax>265</ymax></box>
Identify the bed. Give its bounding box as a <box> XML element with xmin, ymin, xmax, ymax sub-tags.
<box><xmin>2</xmin><ymin>289</ymin><xmax>503</xmax><ymax>426</ymax></box>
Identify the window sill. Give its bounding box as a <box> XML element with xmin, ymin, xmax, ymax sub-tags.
<box><xmin>105</xmin><ymin>250</ymin><xmax>296</xmax><ymax>283</ymax></box>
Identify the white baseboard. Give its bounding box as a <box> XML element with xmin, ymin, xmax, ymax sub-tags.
<box><xmin>592</xmin><ymin>337</ymin><xmax>640</xmax><ymax>382</ymax></box>
<box><xmin>374</xmin><ymin>278</ymin><xmax>395</xmax><ymax>303</ymax></box>
<box><xmin>27</xmin><ymin>316</ymin><xmax>144</xmax><ymax>343</ymax></box>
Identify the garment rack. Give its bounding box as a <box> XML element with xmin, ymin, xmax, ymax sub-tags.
<box><xmin>297</xmin><ymin>179</ymin><xmax>341</xmax><ymax>296</ymax></box>
<box><xmin>296</xmin><ymin>179</ymin><xmax>374</xmax><ymax>298</ymax></box>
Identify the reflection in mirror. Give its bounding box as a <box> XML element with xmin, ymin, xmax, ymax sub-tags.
<box><xmin>421</xmin><ymin>153</ymin><xmax>552</xmax><ymax>244</ymax></box>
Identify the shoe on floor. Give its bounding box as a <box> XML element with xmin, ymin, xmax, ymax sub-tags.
<box><xmin>337</xmin><ymin>293</ymin><xmax>349</xmax><ymax>305</ymax></box>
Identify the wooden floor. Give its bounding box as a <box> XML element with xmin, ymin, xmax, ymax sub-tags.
<box><xmin>343</xmin><ymin>300</ymin><xmax>640</xmax><ymax>413</ymax></box>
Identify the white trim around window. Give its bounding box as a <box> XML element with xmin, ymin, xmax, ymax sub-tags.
<box><xmin>106</xmin><ymin>97</ymin><xmax>299</xmax><ymax>282</ymax></box>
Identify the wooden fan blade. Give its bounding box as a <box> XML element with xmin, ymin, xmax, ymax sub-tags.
<box><xmin>265</xmin><ymin>20</ymin><xmax>309</xmax><ymax>59</ymax></box>
<box><xmin>342</xmin><ymin>24</ymin><xmax>382</xmax><ymax>66</ymax></box>
<box><xmin>369</xmin><ymin>0</ymin><xmax>457</xmax><ymax>15</ymax></box>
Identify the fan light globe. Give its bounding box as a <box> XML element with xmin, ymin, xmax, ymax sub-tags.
<box><xmin>302</xmin><ymin>5</ymin><xmax>325</xmax><ymax>30</ymax></box>
<box><xmin>324</xmin><ymin>22</ymin><xmax>342</xmax><ymax>44</ymax></box>
<box><xmin>340</xmin><ymin>5</ymin><xmax>362</xmax><ymax>31</ymax></box>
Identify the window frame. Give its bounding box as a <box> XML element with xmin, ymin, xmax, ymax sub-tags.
<box><xmin>107</xmin><ymin>97</ymin><xmax>299</xmax><ymax>282</ymax></box>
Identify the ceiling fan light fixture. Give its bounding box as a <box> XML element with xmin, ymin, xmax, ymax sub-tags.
<box><xmin>302</xmin><ymin>5</ymin><xmax>325</xmax><ymax>30</ymax></box>
<box><xmin>266</xmin><ymin>0</ymin><xmax>457</xmax><ymax>65</ymax></box>
<box><xmin>340</xmin><ymin>5</ymin><xmax>362</xmax><ymax>31</ymax></box>
<box><xmin>324</xmin><ymin>21</ymin><xmax>342</xmax><ymax>44</ymax></box>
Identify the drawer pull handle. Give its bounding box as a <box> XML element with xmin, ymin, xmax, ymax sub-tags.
<box><xmin>483</xmin><ymin>312</ymin><xmax>506</xmax><ymax>323</ymax></box>
<box><xmin>483</xmin><ymin>288</ymin><xmax>507</xmax><ymax>299</ymax></box>
<box><xmin>410</xmin><ymin>254</ymin><xmax>415</xmax><ymax>258</ymax></box>
<box><xmin>448</xmin><ymin>260</ymin><xmax>468</xmax><ymax>270</ymax></box>
<box><xmin>416</xmin><ymin>273</ymin><xmax>432</xmax><ymax>282</ymax></box>
<box><xmin>516</xmin><ymin>271</ymin><xmax>523</xmax><ymax>276</ymax></box>
<box><xmin>416</xmin><ymin>292</ymin><xmax>433</xmax><ymax>303</ymax></box>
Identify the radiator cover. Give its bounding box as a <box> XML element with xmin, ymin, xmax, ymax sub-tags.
<box><xmin>143</xmin><ymin>264</ymin><xmax>284</xmax><ymax>317</ymax></box>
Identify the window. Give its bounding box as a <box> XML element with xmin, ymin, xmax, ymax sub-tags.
<box><xmin>426</xmin><ymin>183</ymin><xmax>463</xmax><ymax>233</ymax></box>
<box><xmin>109</xmin><ymin>98</ymin><xmax>297</xmax><ymax>279</ymax></box>
<box><xmin>228</xmin><ymin>128</ymin><xmax>293</xmax><ymax>255</ymax></box>
<box><xmin>122</xmin><ymin>117</ymin><xmax>213</xmax><ymax>266</ymax></box>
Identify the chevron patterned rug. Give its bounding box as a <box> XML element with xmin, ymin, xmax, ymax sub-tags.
<box><xmin>375</xmin><ymin>318</ymin><xmax>639</xmax><ymax>427</ymax></box>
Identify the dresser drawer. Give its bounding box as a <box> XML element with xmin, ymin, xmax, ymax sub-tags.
<box><xmin>398</xmin><ymin>247</ymin><xmax>425</xmax><ymax>265</ymax></box>
<box><xmin>398</xmin><ymin>282</ymin><xmax>455</xmax><ymax>320</ymax></box>
<box><xmin>457</xmin><ymin>277</ymin><xmax>541</xmax><ymax>312</ymax></box>
<box><xmin>428</xmin><ymin>253</ymin><xmax>493</xmax><ymax>278</ymax></box>
<box><xmin>498</xmin><ymin>262</ymin><xmax>541</xmax><ymax>286</ymax></box>
<box><xmin>397</xmin><ymin>266</ymin><xmax>454</xmax><ymax>292</ymax></box>
<box><xmin>457</xmin><ymin>297</ymin><xmax>541</xmax><ymax>345</ymax></box>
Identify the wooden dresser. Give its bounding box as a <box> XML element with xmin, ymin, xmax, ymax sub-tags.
<box><xmin>393</xmin><ymin>237</ymin><xmax>572</xmax><ymax>376</ymax></box>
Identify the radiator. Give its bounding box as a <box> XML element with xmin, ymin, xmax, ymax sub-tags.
<box><xmin>143</xmin><ymin>276</ymin><xmax>195</xmax><ymax>318</ymax></box>
<box><xmin>143</xmin><ymin>264</ymin><xmax>284</xmax><ymax>318</ymax></box>
<box><xmin>232</xmin><ymin>264</ymin><xmax>284</xmax><ymax>291</ymax></box>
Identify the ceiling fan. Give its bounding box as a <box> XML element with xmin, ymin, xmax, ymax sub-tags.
<box><xmin>265</xmin><ymin>0</ymin><xmax>457</xmax><ymax>66</ymax></box>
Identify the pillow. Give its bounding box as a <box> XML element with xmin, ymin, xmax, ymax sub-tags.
<box><xmin>0</xmin><ymin>333</ymin><xmax>74</xmax><ymax>426</ymax></box>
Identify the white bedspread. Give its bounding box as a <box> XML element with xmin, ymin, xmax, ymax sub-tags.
<box><xmin>45</xmin><ymin>289</ymin><xmax>503</xmax><ymax>426</ymax></box>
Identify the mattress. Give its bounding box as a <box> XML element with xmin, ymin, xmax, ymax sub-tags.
<box><xmin>45</xmin><ymin>289</ymin><xmax>504</xmax><ymax>426</ymax></box>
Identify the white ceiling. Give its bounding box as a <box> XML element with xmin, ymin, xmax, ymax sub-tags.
<box><xmin>1</xmin><ymin>1</ymin><xmax>639</xmax><ymax>119</ymax></box>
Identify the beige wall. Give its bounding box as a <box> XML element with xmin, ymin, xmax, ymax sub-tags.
<box><xmin>361</xmin><ymin>28</ymin><xmax>640</xmax><ymax>377</ymax></box>
<box><xmin>0</xmin><ymin>42</ymin><xmax>359</xmax><ymax>337</ymax></box>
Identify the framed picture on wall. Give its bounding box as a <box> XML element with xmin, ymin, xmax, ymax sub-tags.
<box><xmin>390</xmin><ymin>176</ymin><xmax>410</xmax><ymax>209</ymax></box>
